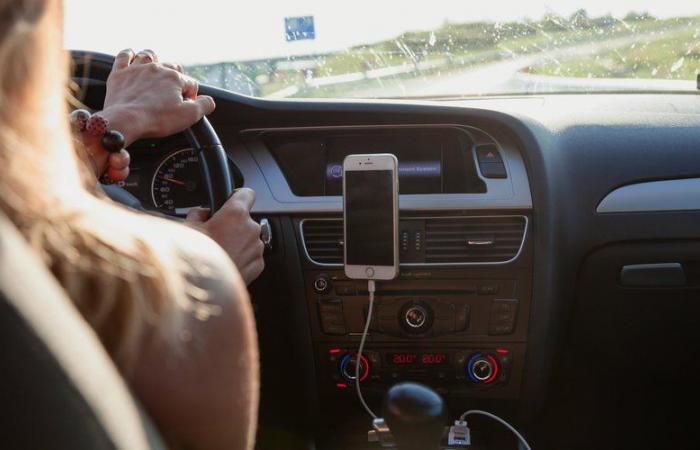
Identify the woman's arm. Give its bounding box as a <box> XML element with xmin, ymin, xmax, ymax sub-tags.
<box><xmin>73</xmin><ymin>49</ymin><xmax>265</xmax><ymax>285</ymax></box>
<box><xmin>129</xmin><ymin>235</ymin><xmax>259</xmax><ymax>450</ymax></box>
<box><xmin>71</xmin><ymin>51</ymin><xmax>264</xmax><ymax>447</ymax></box>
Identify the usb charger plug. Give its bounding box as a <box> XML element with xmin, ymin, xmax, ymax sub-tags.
<box><xmin>448</xmin><ymin>420</ymin><xmax>471</xmax><ymax>447</ymax></box>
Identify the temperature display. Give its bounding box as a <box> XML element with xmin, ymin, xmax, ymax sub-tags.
<box><xmin>387</xmin><ymin>352</ymin><xmax>449</xmax><ymax>366</ymax></box>
<box><xmin>421</xmin><ymin>353</ymin><xmax>448</xmax><ymax>365</ymax></box>
<box><xmin>389</xmin><ymin>353</ymin><xmax>418</xmax><ymax>365</ymax></box>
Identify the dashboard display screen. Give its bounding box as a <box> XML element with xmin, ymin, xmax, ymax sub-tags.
<box><xmin>267</xmin><ymin>128</ymin><xmax>485</xmax><ymax>197</ymax></box>
<box><xmin>344</xmin><ymin>170</ymin><xmax>394</xmax><ymax>266</ymax></box>
<box><xmin>328</xmin><ymin>161</ymin><xmax>440</xmax><ymax>187</ymax></box>
<box><xmin>386</xmin><ymin>352</ymin><xmax>450</xmax><ymax>366</ymax></box>
<box><xmin>326</xmin><ymin>134</ymin><xmax>446</xmax><ymax>195</ymax></box>
<box><xmin>328</xmin><ymin>155</ymin><xmax>442</xmax><ymax>195</ymax></box>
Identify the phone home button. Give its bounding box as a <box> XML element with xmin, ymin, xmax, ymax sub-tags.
<box><xmin>365</xmin><ymin>267</ymin><xmax>375</xmax><ymax>278</ymax></box>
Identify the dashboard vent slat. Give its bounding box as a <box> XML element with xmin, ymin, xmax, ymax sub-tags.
<box><xmin>301</xmin><ymin>220</ymin><xmax>344</xmax><ymax>265</ymax></box>
<box><xmin>424</xmin><ymin>216</ymin><xmax>526</xmax><ymax>264</ymax></box>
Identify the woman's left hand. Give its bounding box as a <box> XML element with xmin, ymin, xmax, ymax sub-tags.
<box><xmin>100</xmin><ymin>49</ymin><xmax>215</xmax><ymax>146</ymax></box>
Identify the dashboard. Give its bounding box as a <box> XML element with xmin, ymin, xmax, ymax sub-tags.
<box><xmin>73</xmin><ymin>51</ymin><xmax>700</xmax><ymax>450</ymax></box>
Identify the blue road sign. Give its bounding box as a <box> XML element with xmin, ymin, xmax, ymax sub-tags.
<box><xmin>285</xmin><ymin>16</ymin><xmax>315</xmax><ymax>41</ymax></box>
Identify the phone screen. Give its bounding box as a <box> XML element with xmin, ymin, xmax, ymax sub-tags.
<box><xmin>344</xmin><ymin>170</ymin><xmax>395</xmax><ymax>266</ymax></box>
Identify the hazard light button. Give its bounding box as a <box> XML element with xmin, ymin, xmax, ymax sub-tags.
<box><xmin>476</xmin><ymin>145</ymin><xmax>507</xmax><ymax>179</ymax></box>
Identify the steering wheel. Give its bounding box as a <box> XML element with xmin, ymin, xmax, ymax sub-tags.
<box><xmin>70</xmin><ymin>51</ymin><xmax>234</xmax><ymax>213</ymax></box>
<box><xmin>183</xmin><ymin>117</ymin><xmax>234</xmax><ymax>212</ymax></box>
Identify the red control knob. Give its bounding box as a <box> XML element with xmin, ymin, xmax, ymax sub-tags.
<box><xmin>339</xmin><ymin>353</ymin><xmax>370</xmax><ymax>383</ymax></box>
<box><xmin>467</xmin><ymin>352</ymin><xmax>499</xmax><ymax>384</ymax></box>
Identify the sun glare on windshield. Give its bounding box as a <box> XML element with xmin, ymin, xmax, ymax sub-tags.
<box><xmin>65</xmin><ymin>0</ymin><xmax>700</xmax><ymax>98</ymax></box>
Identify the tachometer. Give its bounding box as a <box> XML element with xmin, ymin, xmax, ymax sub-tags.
<box><xmin>151</xmin><ymin>148</ymin><xmax>205</xmax><ymax>215</ymax></box>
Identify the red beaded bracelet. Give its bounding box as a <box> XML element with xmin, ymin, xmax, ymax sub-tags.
<box><xmin>69</xmin><ymin>109</ymin><xmax>130</xmax><ymax>185</ymax></box>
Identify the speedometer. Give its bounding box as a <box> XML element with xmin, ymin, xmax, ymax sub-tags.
<box><xmin>151</xmin><ymin>148</ymin><xmax>205</xmax><ymax>215</ymax></box>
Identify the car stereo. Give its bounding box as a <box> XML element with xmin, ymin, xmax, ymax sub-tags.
<box><xmin>305</xmin><ymin>268</ymin><xmax>531</xmax><ymax>400</ymax></box>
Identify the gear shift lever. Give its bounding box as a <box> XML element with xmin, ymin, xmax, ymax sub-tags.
<box><xmin>382</xmin><ymin>382</ymin><xmax>447</xmax><ymax>450</ymax></box>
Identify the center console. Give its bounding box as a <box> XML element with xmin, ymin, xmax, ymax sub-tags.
<box><xmin>239</xmin><ymin>122</ymin><xmax>534</xmax><ymax>433</ymax></box>
<box><xmin>297</xmin><ymin>213</ymin><xmax>532</xmax><ymax>406</ymax></box>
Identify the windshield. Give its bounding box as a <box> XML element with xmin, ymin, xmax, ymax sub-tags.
<box><xmin>64</xmin><ymin>0</ymin><xmax>700</xmax><ymax>98</ymax></box>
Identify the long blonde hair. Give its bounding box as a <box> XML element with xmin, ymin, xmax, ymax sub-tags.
<box><xmin>0</xmin><ymin>0</ymin><xmax>219</xmax><ymax>368</ymax></box>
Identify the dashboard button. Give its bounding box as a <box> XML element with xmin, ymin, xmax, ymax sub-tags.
<box><xmin>455</xmin><ymin>305</ymin><xmax>470</xmax><ymax>331</ymax></box>
<box><xmin>478</xmin><ymin>284</ymin><xmax>499</xmax><ymax>295</ymax></box>
<box><xmin>479</xmin><ymin>162</ymin><xmax>507</xmax><ymax>179</ymax></box>
<box><xmin>313</xmin><ymin>275</ymin><xmax>331</xmax><ymax>294</ymax></box>
<box><xmin>453</xmin><ymin>352</ymin><xmax>466</xmax><ymax>369</ymax></box>
<box><xmin>366</xmin><ymin>351</ymin><xmax>381</xmax><ymax>367</ymax></box>
<box><xmin>433</xmin><ymin>300</ymin><xmax>454</xmax><ymax>319</ymax></box>
<box><xmin>488</xmin><ymin>299</ymin><xmax>518</xmax><ymax>335</ymax></box>
<box><xmin>322</xmin><ymin>323</ymin><xmax>346</xmax><ymax>335</ymax></box>
<box><xmin>318</xmin><ymin>298</ymin><xmax>343</xmax><ymax>313</ymax></box>
<box><xmin>319</xmin><ymin>311</ymin><xmax>344</xmax><ymax>324</ymax></box>
<box><xmin>377</xmin><ymin>301</ymin><xmax>401</xmax><ymax>319</ymax></box>
<box><xmin>404</xmin><ymin>305</ymin><xmax>428</xmax><ymax>329</ymax></box>
<box><xmin>433</xmin><ymin>317</ymin><xmax>455</xmax><ymax>335</ymax></box>
<box><xmin>462</xmin><ymin>284</ymin><xmax>478</xmax><ymax>294</ymax></box>
<box><xmin>476</xmin><ymin>145</ymin><xmax>503</xmax><ymax>163</ymax></box>
<box><xmin>399</xmin><ymin>301</ymin><xmax>433</xmax><ymax>335</ymax></box>
<box><xmin>339</xmin><ymin>354</ymin><xmax>370</xmax><ymax>383</ymax></box>
<box><xmin>489</xmin><ymin>324</ymin><xmax>514</xmax><ymax>335</ymax></box>
<box><xmin>318</xmin><ymin>299</ymin><xmax>346</xmax><ymax>335</ymax></box>
<box><xmin>379</xmin><ymin>317</ymin><xmax>401</xmax><ymax>336</ymax></box>
<box><xmin>335</xmin><ymin>284</ymin><xmax>357</xmax><ymax>295</ymax></box>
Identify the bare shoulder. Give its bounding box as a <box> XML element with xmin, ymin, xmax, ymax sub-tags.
<box><xmin>158</xmin><ymin>218</ymin><xmax>248</xmax><ymax>306</ymax></box>
<box><xmin>129</xmin><ymin>220</ymin><xmax>259</xmax><ymax>449</ymax></box>
<box><xmin>133</xmin><ymin>217</ymin><xmax>254</xmax><ymax>345</ymax></box>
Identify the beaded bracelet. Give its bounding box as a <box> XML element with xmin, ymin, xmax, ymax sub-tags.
<box><xmin>69</xmin><ymin>109</ymin><xmax>130</xmax><ymax>185</ymax></box>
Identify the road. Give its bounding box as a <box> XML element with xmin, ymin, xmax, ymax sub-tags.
<box><xmin>343</xmin><ymin>31</ymin><xmax>692</xmax><ymax>98</ymax></box>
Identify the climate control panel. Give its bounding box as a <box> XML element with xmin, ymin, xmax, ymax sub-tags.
<box><xmin>326</xmin><ymin>347</ymin><xmax>515</xmax><ymax>394</ymax></box>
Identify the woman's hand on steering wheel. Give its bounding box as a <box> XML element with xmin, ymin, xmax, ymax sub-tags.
<box><xmin>185</xmin><ymin>188</ymin><xmax>265</xmax><ymax>285</ymax></box>
<box><xmin>99</xmin><ymin>49</ymin><xmax>215</xmax><ymax>147</ymax></box>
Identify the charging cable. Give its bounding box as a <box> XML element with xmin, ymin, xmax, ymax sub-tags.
<box><xmin>355</xmin><ymin>279</ymin><xmax>377</xmax><ymax>419</ymax></box>
<box><xmin>449</xmin><ymin>409</ymin><xmax>531</xmax><ymax>450</ymax></box>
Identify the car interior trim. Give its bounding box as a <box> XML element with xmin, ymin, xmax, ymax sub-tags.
<box><xmin>597</xmin><ymin>177</ymin><xmax>700</xmax><ymax>213</ymax></box>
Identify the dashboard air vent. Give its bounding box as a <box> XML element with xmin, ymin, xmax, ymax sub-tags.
<box><xmin>300</xmin><ymin>216</ymin><xmax>527</xmax><ymax>266</ymax></box>
<box><xmin>424</xmin><ymin>216</ymin><xmax>526</xmax><ymax>264</ymax></box>
<box><xmin>301</xmin><ymin>219</ymin><xmax>344</xmax><ymax>265</ymax></box>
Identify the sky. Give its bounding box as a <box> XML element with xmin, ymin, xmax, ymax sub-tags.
<box><xmin>64</xmin><ymin>0</ymin><xmax>700</xmax><ymax>64</ymax></box>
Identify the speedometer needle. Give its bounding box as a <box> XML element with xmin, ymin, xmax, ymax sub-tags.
<box><xmin>162</xmin><ymin>177</ymin><xmax>187</xmax><ymax>187</ymax></box>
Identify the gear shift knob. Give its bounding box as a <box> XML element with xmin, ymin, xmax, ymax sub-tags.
<box><xmin>383</xmin><ymin>382</ymin><xmax>447</xmax><ymax>450</ymax></box>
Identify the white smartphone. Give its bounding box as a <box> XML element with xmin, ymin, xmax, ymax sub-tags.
<box><xmin>343</xmin><ymin>153</ymin><xmax>399</xmax><ymax>280</ymax></box>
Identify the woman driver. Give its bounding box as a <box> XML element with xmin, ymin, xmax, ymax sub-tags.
<box><xmin>0</xmin><ymin>1</ymin><xmax>260</xmax><ymax>449</ymax></box>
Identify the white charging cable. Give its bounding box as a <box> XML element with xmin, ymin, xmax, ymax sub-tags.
<box><xmin>454</xmin><ymin>410</ymin><xmax>532</xmax><ymax>450</ymax></box>
<box><xmin>355</xmin><ymin>279</ymin><xmax>377</xmax><ymax>419</ymax></box>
